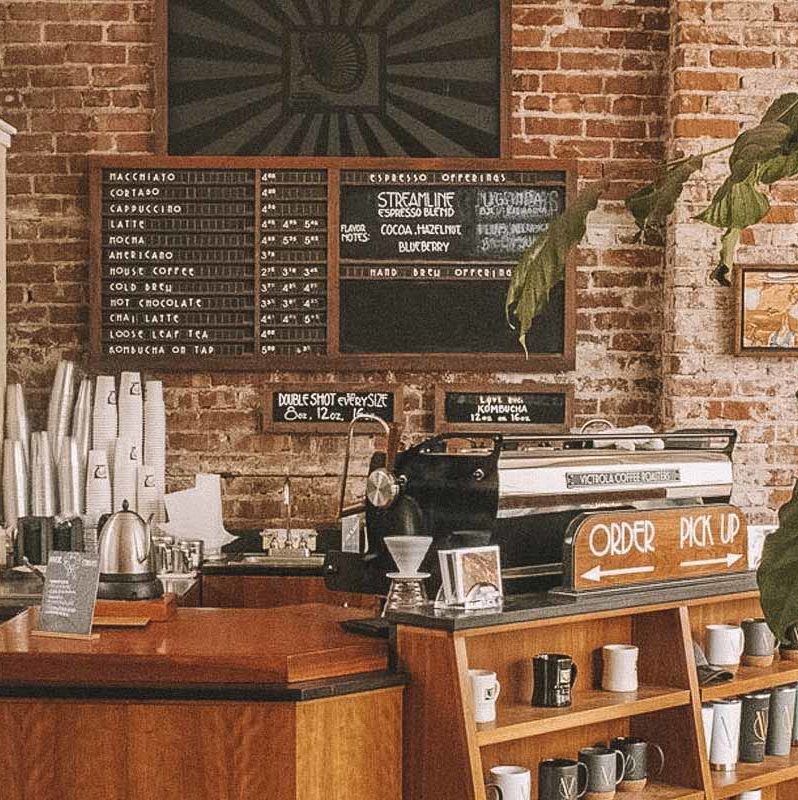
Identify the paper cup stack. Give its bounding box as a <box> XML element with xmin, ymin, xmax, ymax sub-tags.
<box><xmin>92</xmin><ymin>375</ymin><xmax>118</xmax><ymax>483</ymax></box>
<box><xmin>118</xmin><ymin>372</ymin><xmax>143</xmax><ymax>466</ymax></box>
<box><xmin>113</xmin><ymin>436</ymin><xmax>138</xmax><ymax>511</ymax></box>
<box><xmin>137</xmin><ymin>464</ymin><xmax>160</xmax><ymax>522</ymax></box>
<box><xmin>5</xmin><ymin>383</ymin><xmax>30</xmax><ymax>468</ymax></box>
<box><xmin>57</xmin><ymin>436</ymin><xmax>82</xmax><ymax>518</ymax></box>
<box><xmin>30</xmin><ymin>431</ymin><xmax>57</xmax><ymax>517</ymax></box>
<box><xmin>71</xmin><ymin>377</ymin><xmax>93</xmax><ymax>514</ymax></box>
<box><xmin>85</xmin><ymin>449</ymin><xmax>112</xmax><ymax>518</ymax></box>
<box><xmin>143</xmin><ymin>380</ymin><xmax>166</xmax><ymax>521</ymax></box>
<box><xmin>2</xmin><ymin>439</ymin><xmax>28</xmax><ymax>526</ymax></box>
<box><xmin>47</xmin><ymin>360</ymin><xmax>76</xmax><ymax>465</ymax></box>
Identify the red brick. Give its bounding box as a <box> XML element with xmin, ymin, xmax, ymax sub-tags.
<box><xmin>4</xmin><ymin>44</ymin><xmax>66</xmax><ymax>65</ymax></box>
<box><xmin>1</xmin><ymin>22</ymin><xmax>44</xmax><ymax>43</ymax></box>
<box><xmin>7</xmin><ymin>3</ymin><xmax>70</xmax><ymax>21</ymax></box>
<box><xmin>44</xmin><ymin>23</ymin><xmax>102</xmax><ymax>42</ymax></box>
<box><xmin>65</xmin><ymin>43</ymin><xmax>126</xmax><ymax>63</ymax></box>
<box><xmin>94</xmin><ymin>112</ymin><xmax>151</xmax><ymax>132</ymax></box>
<box><xmin>580</xmin><ymin>8</ymin><xmax>642</xmax><ymax>28</ymax></box>
<box><xmin>91</xmin><ymin>65</ymin><xmax>149</xmax><ymax>87</ymax></box>
<box><xmin>709</xmin><ymin>49</ymin><xmax>774</xmax><ymax>69</ymax></box>
<box><xmin>673</xmin><ymin>117</ymin><xmax>740</xmax><ymax>139</ymax></box>
<box><xmin>673</xmin><ymin>70</ymin><xmax>740</xmax><ymax>91</ymax></box>
<box><xmin>514</xmin><ymin>51</ymin><xmax>559</xmax><ymax>70</ymax></box>
<box><xmin>106</xmin><ymin>23</ymin><xmax>152</xmax><ymax>42</ymax></box>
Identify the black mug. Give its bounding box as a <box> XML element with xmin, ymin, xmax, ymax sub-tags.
<box><xmin>739</xmin><ymin>692</ymin><xmax>770</xmax><ymax>763</ymax></box>
<box><xmin>538</xmin><ymin>758</ymin><xmax>588</xmax><ymax>800</ymax></box>
<box><xmin>532</xmin><ymin>654</ymin><xmax>578</xmax><ymax>708</ymax></box>
<box><xmin>609</xmin><ymin>737</ymin><xmax>665</xmax><ymax>788</ymax></box>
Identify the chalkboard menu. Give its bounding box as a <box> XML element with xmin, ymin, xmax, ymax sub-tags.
<box><xmin>36</xmin><ymin>552</ymin><xmax>100</xmax><ymax>638</ymax></box>
<box><xmin>265</xmin><ymin>385</ymin><xmax>401</xmax><ymax>432</ymax></box>
<box><xmin>90</xmin><ymin>157</ymin><xmax>575</xmax><ymax>372</ymax></box>
<box><xmin>435</xmin><ymin>383</ymin><xmax>573</xmax><ymax>433</ymax></box>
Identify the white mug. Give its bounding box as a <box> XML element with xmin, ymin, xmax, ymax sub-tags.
<box><xmin>710</xmin><ymin>698</ymin><xmax>742</xmax><ymax>771</ymax></box>
<box><xmin>487</xmin><ymin>765</ymin><xmax>531</xmax><ymax>800</ymax></box>
<box><xmin>706</xmin><ymin>624</ymin><xmax>744</xmax><ymax>668</ymax></box>
<box><xmin>469</xmin><ymin>669</ymin><xmax>501</xmax><ymax>724</ymax></box>
<box><xmin>601</xmin><ymin>644</ymin><xmax>638</xmax><ymax>692</ymax></box>
<box><xmin>735</xmin><ymin>791</ymin><xmax>762</xmax><ymax>799</ymax></box>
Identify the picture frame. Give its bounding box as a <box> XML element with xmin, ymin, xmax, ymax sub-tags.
<box><xmin>735</xmin><ymin>265</ymin><xmax>798</xmax><ymax>355</ymax></box>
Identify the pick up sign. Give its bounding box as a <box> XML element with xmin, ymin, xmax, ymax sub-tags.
<box><xmin>562</xmin><ymin>505</ymin><xmax>748</xmax><ymax>592</ymax></box>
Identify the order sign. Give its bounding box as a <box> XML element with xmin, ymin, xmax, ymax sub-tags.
<box><xmin>562</xmin><ymin>504</ymin><xmax>748</xmax><ymax>591</ymax></box>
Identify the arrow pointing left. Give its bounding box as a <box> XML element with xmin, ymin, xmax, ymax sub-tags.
<box><xmin>581</xmin><ymin>564</ymin><xmax>656</xmax><ymax>583</ymax></box>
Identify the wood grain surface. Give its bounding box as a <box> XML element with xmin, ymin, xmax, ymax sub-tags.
<box><xmin>0</xmin><ymin>604</ymin><xmax>387</xmax><ymax>685</ymax></box>
<box><xmin>0</xmin><ymin>686</ymin><xmax>403</xmax><ymax>800</ymax></box>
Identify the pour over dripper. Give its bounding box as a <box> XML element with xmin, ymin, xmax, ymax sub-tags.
<box><xmin>384</xmin><ymin>536</ymin><xmax>433</xmax><ymax>578</ymax></box>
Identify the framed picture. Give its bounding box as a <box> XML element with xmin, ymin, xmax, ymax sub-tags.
<box><xmin>155</xmin><ymin>0</ymin><xmax>511</xmax><ymax>158</ymax></box>
<box><xmin>735</xmin><ymin>265</ymin><xmax>798</xmax><ymax>354</ymax></box>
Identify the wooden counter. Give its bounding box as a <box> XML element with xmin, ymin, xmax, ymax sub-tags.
<box><xmin>0</xmin><ymin>604</ymin><xmax>387</xmax><ymax>687</ymax></box>
<box><xmin>0</xmin><ymin>604</ymin><xmax>403</xmax><ymax>800</ymax></box>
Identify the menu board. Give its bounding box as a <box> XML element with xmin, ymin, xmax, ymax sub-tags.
<box><xmin>435</xmin><ymin>383</ymin><xmax>573</xmax><ymax>433</ymax></box>
<box><xmin>265</xmin><ymin>385</ymin><xmax>401</xmax><ymax>432</ymax></box>
<box><xmin>36</xmin><ymin>552</ymin><xmax>100</xmax><ymax>638</ymax></box>
<box><xmin>90</xmin><ymin>157</ymin><xmax>574</xmax><ymax>371</ymax></box>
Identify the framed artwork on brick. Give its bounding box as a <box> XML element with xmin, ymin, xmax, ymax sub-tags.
<box><xmin>154</xmin><ymin>0</ymin><xmax>511</xmax><ymax>158</ymax></box>
<box><xmin>735</xmin><ymin>265</ymin><xmax>798</xmax><ymax>354</ymax></box>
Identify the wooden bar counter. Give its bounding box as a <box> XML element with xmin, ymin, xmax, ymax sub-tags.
<box><xmin>0</xmin><ymin>603</ymin><xmax>404</xmax><ymax>800</ymax></box>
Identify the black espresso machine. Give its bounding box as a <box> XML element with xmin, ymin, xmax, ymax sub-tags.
<box><xmin>324</xmin><ymin>420</ymin><xmax>737</xmax><ymax>597</ymax></box>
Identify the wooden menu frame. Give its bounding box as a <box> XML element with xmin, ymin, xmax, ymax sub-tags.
<box><xmin>434</xmin><ymin>381</ymin><xmax>574</xmax><ymax>434</ymax></box>
<box><xmin>263</xmin><ymin>383</ymin><xmax>402</xmax><ymax>433</ymax></box>
<box><xmin>89</xmin><ymin>155</ymin><xmax>577</xmax><ymax>373</ymax></box>
<box><xmin>734</xmin><ymin>264</ymin><xmax>798</xmax><ymax>355</ymax></box>
<box><xmin>153</xmin><ymin>0</ymin><xmax>513</xmax><ymax>159</ymax></box>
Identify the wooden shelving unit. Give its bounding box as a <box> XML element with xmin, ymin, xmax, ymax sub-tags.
<box><xmin>477</xmin><ymin>686</ymin><xmax>690</xmax><ymax>745</ymax></box>
<box><xmin>701</xmin><ymin>661</ymin><xmax>798</xmax><ymax>701</ymax></box>
<box><xmin>396</xmin><ymin>588</ymin><xmax>798</xmax><ymax>800</ymax></box>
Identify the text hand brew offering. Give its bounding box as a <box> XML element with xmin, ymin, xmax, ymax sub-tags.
<box><xmin>91</xmin><ymin>158</ymin><xmax>572</xmax><ymax>370</ymax></box>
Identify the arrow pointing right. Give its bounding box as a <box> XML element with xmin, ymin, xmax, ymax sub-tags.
<box><xmin>679</xmin><ymin>553</ymin><xmax>743</xmax><ymax>569</ymax></box>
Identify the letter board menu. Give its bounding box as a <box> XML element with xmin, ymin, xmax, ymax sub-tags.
<box><xmin>90</xmin><ymin>157</ymin><xmax>575</xmax><ymax>371</ymax></box>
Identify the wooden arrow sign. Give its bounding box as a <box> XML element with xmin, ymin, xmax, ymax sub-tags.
<box><xmin>562</xmin><ymin>504</ymin><xmax>748</xmax><ymax>592</ymax></box>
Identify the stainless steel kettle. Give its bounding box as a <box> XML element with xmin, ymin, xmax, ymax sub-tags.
<box><xmin>96</xmin><ymin>500</ymin><xmax>163</xmax><ymax>600</ymax></box>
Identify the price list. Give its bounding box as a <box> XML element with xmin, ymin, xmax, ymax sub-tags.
<box><xmin>259</xmin><ymin>170</ymin><xmax>328</xmax><ymax>356</ymax></box>
<box><xmin>100</xmin><ymin>168</ymin><xmax>257</xmax><ymax>358</ymax></box>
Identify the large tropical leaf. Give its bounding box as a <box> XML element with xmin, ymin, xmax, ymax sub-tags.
<box><xmin>758</xmin><ymin>478</ymin><xmax>798</xmax><ymax>641</ymax></box>
<box><xmin>625</xmin><ymin>155</ymin><xmax>704</xmax><ymax>245</ymax></box>
<box><xmin>696</xmin><ymin>170</ymin><xmax>771</xmax><ymax>230</ymax></box>
<box><xmin>506</xmin><ymin>180</ymin><xmax>607</xmax><ymax>354</ymax></box>
<box><xmin>762</xmin><ymin>93</ymin><xmax>798</xmax><ymax>134</ymax></box>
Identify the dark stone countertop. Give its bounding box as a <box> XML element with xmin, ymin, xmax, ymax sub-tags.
<box><xmin>386</xmin><ymin>571</ymin><xmax>759</xmax><ymax>632</ymax></box>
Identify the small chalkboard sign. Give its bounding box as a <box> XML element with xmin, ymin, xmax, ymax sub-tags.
<box><xmin>435</xmin><ymin>383</ymin><xmax>573</xmax><ymax>433</ymax></box>
<box><xmin>34</xmin><ymin>552</ymin><xmax>101</xmax><ymax>639</ymax></box>
<box><xmin>265</xmin><ymin>385</ymin><xmax>401</xmax><ymax>433</ymax></box>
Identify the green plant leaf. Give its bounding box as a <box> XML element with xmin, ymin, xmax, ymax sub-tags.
<box><xmin>759</xmin><ymin>143</ymin><xmax>798</xmax><ymax>185</ymax></box>
<box><xmin>762</xmin><ymin>93</ymin><xmax>798</xmax><ymax>135</ymax></box>
<box><xmin>709</xmin><ymin>228</ymin><xmax>741</xmax><ymax>286</ymax></box>
<box><xmin>697</xmin><ymin>173</ymin><xmax>771</xmax><ymax>229</ymax></box>
<box><xmin>625</xmin><ymin>155</ymin><xmax>703</xmax><ymax>245</ymax></box>
<box><xmin>759</xmin><ymin>478</ymin><xmax>798</xmax><ymax>641</ymax></box>
<box><xmin>726</xmin><ymin>121</ymin><xmax>791</xmax><ymax>183</ymax></box>
<box><xmin>506</xmin><ymin>180</ymin><xmax>608</xmax><ymax>355</ymax></box>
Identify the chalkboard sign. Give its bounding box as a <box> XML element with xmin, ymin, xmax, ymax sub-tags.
<box><xmin>435</xmin><ymin>383</ymin><xmax>573</xmax><ymax>433</ymax></box>
<box><xmin>159</xmin><ymin>0</ymin><xmax>508</xmax><ymax>158</ymax></box>
<box><xmin>265</xmin><ymin>385</ymin><xmax>401</xmax><ymax>432</ymax></box>
<box><xmin>36</xmin><ymin>552</ymin><xmax>100</xmax><ymax>638</ymax></box>
<box><xmin>90</xmin><ymin>156</ymin><xmax>575</xmax><ymax>372</ymax></box>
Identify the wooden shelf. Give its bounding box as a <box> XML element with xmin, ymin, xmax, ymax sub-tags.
<box><xmin>701</xmin><ymin>660</ymin><xmax>798</xmax><ymax>701</ymax></box>
<box><xmin>711</xmin><ymin>752</ymin><xmax>798</xmax><ymax>798</ymax></box>
<box><xmin>617</xmin><ymin>784</ymin><xmax>703</xmax><ymax>800</ymax></box>
<box><xmin>475</xmin><ymin>685</ymin><xmax>690</xmax><ymax>746</ymax></box>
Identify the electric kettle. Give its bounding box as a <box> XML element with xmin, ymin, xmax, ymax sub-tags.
<box><xmin>96</xmin><ymin>500</ymin><xmax>163</xmax><ymax>600</ymax></box>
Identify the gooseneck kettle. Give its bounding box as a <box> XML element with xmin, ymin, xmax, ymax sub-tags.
<box><xmin>96</xmin><ymin>500</ymin><xmax>163</xmax><ymax>600</ymax></box>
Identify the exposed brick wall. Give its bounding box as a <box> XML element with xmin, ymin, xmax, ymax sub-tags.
<box><xmin>664</xmin><ymin>0</ymin><xmax>798</xmax><ymax>523</ymax></box>
<box><xmin>0</xmin><ymin>0</ymin><xmax>791</xmax><ymax>527</ymax></box>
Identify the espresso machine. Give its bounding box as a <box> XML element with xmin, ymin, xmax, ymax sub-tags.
<box><xmin>324</xmin><ymin>424</ymin><xmax>737</xmax><ymax>597</ymax></box>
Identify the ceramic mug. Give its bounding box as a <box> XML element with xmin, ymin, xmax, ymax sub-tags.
<box><xmin>609</xmin><ymin>736</ymin><xmax>665</xmax><ymax>791</ymax></box>
<box><xmin>538</xmin><ymin>758</ymin><xmax>588</xmax><ymax>800</ymax></box>
<box><xmin>705</xmin><ymin>624</ymin><xmax>744</xmax><ymax>669</ymax></box>
<box><xmin>766</xmin><ymin>684</ymin><xmax>796</xmax><ymax>756</ymax></box>
<box><xmin>469</xmin><ymin>668</ymin><xmax>501</xmax><ymax>724</ymax></box>
<box><xmin>578</xmin><ymin>746</ymin><xmax>624</xmax><ymax>799</ymax></box>
<box><xmin>487</xmin><ymin>765</ymin><xmax>530</xmax><ymax>800</ymax></box>
<box><xmin>741</xmin><ymin>618</ymin><xmax>777</xmax><ymax>667</ymax></box>
<box><xmin>601</xmin><ymin>644</ymin><xmax>638</xmax><ymax>693</ymax></box>
<box><xmin>532</xmin><ymin>654</ymin><xmax>578</xmax><ymax>708</ymax></box>
<box><xmin>710</xmin><ymin>698</ymin><xmax>742</xmax><ymax>771</ymax></box>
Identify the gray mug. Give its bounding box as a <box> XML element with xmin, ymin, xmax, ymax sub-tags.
<box><xmin>766</xmin><ymin>684</ymin><xmax>796</xmax><ymax>756</ymax></box>
<box><xmin>578</xmin><ymin>746</ymin><xmax>625</xmax><ymax>796</ymax></box>
<box><xmin>742</xmin><ymin>618</ymin><xmax>777</xmax><ymax>662</ymax></box>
